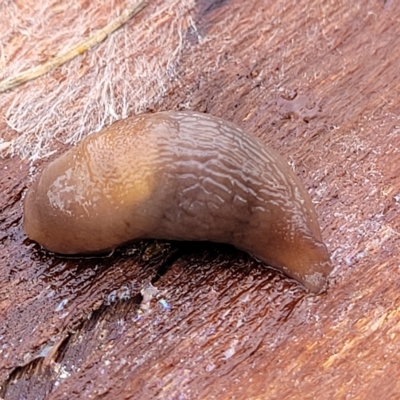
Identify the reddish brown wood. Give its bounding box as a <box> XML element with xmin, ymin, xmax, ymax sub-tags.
<box><xmin>1</xmin><ymin>0</ymin><xmax>400</xmax><ymax>399</ymax></box>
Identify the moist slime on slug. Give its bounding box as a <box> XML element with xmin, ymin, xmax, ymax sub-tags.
<box><xmin>23</xmin><ymin>111</ymin><xmax>332</xmax><ymax>293</ymax></box>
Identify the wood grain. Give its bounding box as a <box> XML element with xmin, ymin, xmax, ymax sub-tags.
<box><xmin>1</xmin><ymin>0</ymin><xmax>400</xmax><ymax>398</ymax></box>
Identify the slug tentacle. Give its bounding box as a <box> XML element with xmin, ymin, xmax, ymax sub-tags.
<box><xmin>24</xmin><ymin>111</ymin><xmax>332</xmax><ymax>293</ymax></box>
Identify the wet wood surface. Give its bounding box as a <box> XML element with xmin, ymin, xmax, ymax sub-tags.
<box><xmin>1</xmin><ymin>0</ymin><xmax>400</xmax><ymax>398</ymax></box>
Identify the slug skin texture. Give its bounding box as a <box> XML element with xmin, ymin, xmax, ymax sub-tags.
<box><xmin>24</xmin><ymin>111</ymin><xmax>332</xmax><ymax>293</ymax></box>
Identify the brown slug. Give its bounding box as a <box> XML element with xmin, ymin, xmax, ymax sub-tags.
<box><xmin>23</xmin><ymin>111</ymin><xmax>332</xmax><ymax>293</ymax></box>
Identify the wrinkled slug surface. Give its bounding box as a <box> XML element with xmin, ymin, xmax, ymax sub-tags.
<box><xmin>24</xmin><ymin>111</ymin><xmax>332</xmax><ymax>293</ymax></box>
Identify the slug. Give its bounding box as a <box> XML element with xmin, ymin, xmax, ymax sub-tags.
<box><xmin>24</xmin><ymin>111</ymin><xmax>332</xmax><ymax>293</ymax></box>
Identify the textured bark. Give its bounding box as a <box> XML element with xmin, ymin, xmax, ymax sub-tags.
<box><xmin>1</xmin><ymin>0</ymin><xmax>400</xmax><ymax>399</ymax></box>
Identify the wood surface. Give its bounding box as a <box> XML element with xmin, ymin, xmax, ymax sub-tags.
<box><xmin>1</xmin><ymin>0</ymin><xmax>400</xmax><ymax>399</ymax></box>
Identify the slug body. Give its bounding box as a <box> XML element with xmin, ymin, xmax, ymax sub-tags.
<box><xmin>24</xmin><ymin>111</ymin><xmax>331</xmax><ymax>293</ymax></box>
